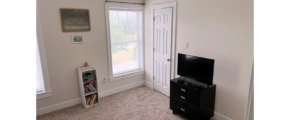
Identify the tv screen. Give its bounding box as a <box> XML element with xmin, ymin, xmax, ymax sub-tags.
<box><xmin>177</xmin><ymin>53</ymin><xmax>215</xmax><ymax>85</ymax></box>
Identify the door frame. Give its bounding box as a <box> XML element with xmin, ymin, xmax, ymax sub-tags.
<box><xmin>151</xmin><ymin>2</ymin><xmax>177</xmax><ymax>89</ymax></box>
<box><xmin>245</xmin><ymin>62</ymin><xmax>254</xmax><ymax>120</ymax></box>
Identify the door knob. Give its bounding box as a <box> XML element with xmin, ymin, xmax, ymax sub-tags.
<box><xmin>167</xmin><ymin>59</ymin><xmax>171</xmax><ymax>61</ymax></box>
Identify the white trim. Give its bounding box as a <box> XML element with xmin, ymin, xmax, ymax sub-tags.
<box><xmin>145</xmin><ymin>81</ymin><xmax>153</xmax><ymax>89</ymax></box>
<box><xmin>37</xmin><ymin>81</ymin><xmax>145</xmax><ymax>116</ymax></box>
<box><xmin>245</xmin><ymin>63</ymin><xmax>254</xmax><ymax>120</ymax></box>
<box><xmin>37</xmin><ymin>90</ymin><xmax>52</xmax><ymax>99</ymax></box>
<box><xmin>37</xmin><ymin>1</ymin><xmax>51</xmax><ymax>98</ymax></box>
<box><xmin>109</xmin><ymin>70</ymin><xmax>144</xmax><ymax>82</ymax></box>
<box><xmin>151</xmin><ymin>2</ymin><xmax>177</xmax><ymax>89</ymax></box>
<box><xmin>37</xmin><ymin>98</ymin><xmax>81</xmax><ymax>116</ymax></box>
<box><xmin>105</xmin><ymin>2</ymin><xmax>145</xmax><ymax>81</ymax></box>
<box><xmin>99</xmin><ymin>81</ymin><xmax>145</xmax><ymax>97</ymax></box>
<box><xmin>213</xmin><ymin>112</ymin><xmax>233</xmax><ymax>120</ymax></box>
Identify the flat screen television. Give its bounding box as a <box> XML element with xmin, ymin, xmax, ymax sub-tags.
<box><xmin>177</xmin><ymin>53</ymin><xmax>215</xmax><ymax>85</ymax></box>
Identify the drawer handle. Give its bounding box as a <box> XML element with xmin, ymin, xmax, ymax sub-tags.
<box><xmin>180</xmin><ymin>96</ymin><xmax>185</xmax><ymax>100</ymax></box>
<box><xmin>181</xmin><ymin>88</ymin><xmax>186</xmax><ymax>92</ymax></box>
<box><xmin>180</xmin><ymin>108</ymin><xmax>185</xmax><ymax>112</ymax></box>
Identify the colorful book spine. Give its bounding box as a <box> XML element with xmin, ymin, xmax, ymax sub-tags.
<box><xmin>86</xmin><ymin>85</ymin><xmax>94</xmax><ymax>92</ymax></box>
<box><xmin>93</xmin><ymin>94</ymin><xmax>97</xmax><ymax>105</ymax></box>
<box><xmin>87</xmin><ymin>97</ymin><xmax>91</xmax><ymax>106</ymax></box>
<box><xmin>89</xmin><ymin>83</ymin><xmax>97</xmax><ymax>91</ymax></box>
<box><xmin>92</xmin><ymin>94</ymin><xmax>96</xmax><ymax>104</ymax></box>
<box><xmin>85</xmin><ymin>85</ymin><xmax>90</xmax><ymax>92</ymax></box>
<box><xmin>84</xmin><ymin>79</ymin><xmax>96</xmax><ymax>84</ymax></box>
<box><xmin>84</xmin><ymin>86</ymin><xmax>87</xmax><ymax>93</ymax></box>
<box><xmin>86</xmin><ymin>97</ymin><xmax>89</xmax><ymax>105</ymax></box>
<box><xmin>90</xmin><ymin>95</ymin><xmax>94</xmax><ymax>105</ymax></box>
<box><xmin>94</xmin><ymin>97</ymin><xmax>97</xmax><ymax>104</ymax></box>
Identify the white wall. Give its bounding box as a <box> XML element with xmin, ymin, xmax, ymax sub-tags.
<box><xmin>144</xmin><ymin>0</ymin><xmax>253</xmax><ymax>120</ymax></box>
<box><xmin>37</xmin><ymin>0</ymin><xmax>145</xmax><ymax>109</ymax></box>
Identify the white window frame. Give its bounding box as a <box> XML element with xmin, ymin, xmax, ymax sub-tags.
<box><xmin>37</xmin><ymin>3</ymin><xmax>52</xmax><ymax>99</ymax></box>
<box><xmin>105</xmin><ymin>2</ymin><xmax>144</xmax><ymax>82</ymax></box>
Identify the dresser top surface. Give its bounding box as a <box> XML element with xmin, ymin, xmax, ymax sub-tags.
<box><xmin>171</xmin><ymin>77</ymin><xmax>216</xmax><ymax>90</ymax></box>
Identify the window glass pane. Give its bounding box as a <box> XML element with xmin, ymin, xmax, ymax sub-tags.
<box><xmin>128</xmin><ymin>12</ymin><xmax>136</xmax><ymax>26</ymax></box>
<box><xmin>109</xmin><ymin>11</ymin><xmax>118</xmax><ymax>26</ymax></box>
<box><xmin>118</xmin><ymin>26</ymin><xmax>128</xmax><ymax>41</ymax></box>
<box><xmin>109</xmin><ymin>10</ymin><xmax>140</xmax><ymax>41</ymax></box>
<box><xmin>118</xmin><ymin>11</ymin><xmax>128</xmax><ymax>26</ymax></box>
<box><xmin>110</xmin><ymin>27</ymin><xmax>119</xmax><ymax>41</ymax></box>
<box><xmin>111</xmin><ymin>42</ymin><xmax>139</xmax><ymax>74</ymax></box>
<box><xmin>36</xmin><ymin>43</ymin><xmax>44</xmax><ymax>93</ymax></box>
<box><xmin>127</xmin><ymin>27</ymin><xmax>136</xmax><ymax>40</ymax></box>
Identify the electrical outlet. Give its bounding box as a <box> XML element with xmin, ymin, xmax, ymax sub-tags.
<box><xmin>103</xmin><ymin>78</ymin><xmax>106</xmax><ymax>83</ymax></box>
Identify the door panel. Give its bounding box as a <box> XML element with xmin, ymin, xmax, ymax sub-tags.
<box><xmin>153</xmin><ymin>7</ymin><xmax>173</xmax><ymax>96</ymax></box>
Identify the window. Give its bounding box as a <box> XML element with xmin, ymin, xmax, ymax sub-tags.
<box><xmin>37</xmin><ymin>3</ymin><xmax>51</xmax><ymax>99</ymax></box>
<box><xmin>105</xmin><ymin>3</ymin><xmax>144</xmax><ymax>81</ymax></box>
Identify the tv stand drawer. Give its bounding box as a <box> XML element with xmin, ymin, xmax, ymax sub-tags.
<box><xmin>170</xmin><ymin>98</ymin><xmax>201</xmax><ymax>119</ymax></box>
<box><xmin>170</xmin><ymin>81</ymin><xmax>201</xmax><ymax>107</ymax></box>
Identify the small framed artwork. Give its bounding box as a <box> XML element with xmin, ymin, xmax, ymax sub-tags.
<box><xmin>60</xmin><ymin>8</ymin><xmax>90</xmax><ymax>32</ymax></box>
<box><xmin>72</xmin><ymin>35</ymin><xmax>83</xmax><ymax>43</ymax></box>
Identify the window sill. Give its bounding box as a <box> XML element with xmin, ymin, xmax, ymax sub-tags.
<box><xmin>37</xmin><ymin>90</ymin><xmax>52</xmax><ymax>99</ymax></box>
<box><xmin>109</xmin><ymin>70</ymin><xmax>144</xmax><ymax>82</ymax></box>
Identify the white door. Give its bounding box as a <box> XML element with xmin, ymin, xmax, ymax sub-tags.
<box><xmin>153</xmin><ymin>8</ymin><xmax>173</xmax><ymax>96</ymax></box>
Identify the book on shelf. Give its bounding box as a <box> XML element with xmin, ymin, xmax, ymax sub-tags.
<box><xmin>89</xmin><ymin>83</ymin><xmax>97</xmax><ymax>91</ymax></box>
<box><xmin>86</xmin><ymin>85</ymin><xmax>94</xmax><ymax>92</ymax></box>
<box><xmin>85</xmin><ymin>85</ymin><xmax>90</xmax><ymax>93</ymax></box>
<box><xmin>94</xmin><ymin>97</ymin><xmax>97</xmax><ymax>104</ymax></box>
<box><xmin>93</xmin><ymin>94</ymin><xmax>97</xmax><ymax>105</ymax></box>
<box><xmin>91</xmin><ymin>95</ymin><xmax>95</xmax><ymax>105</ymax></box>
<box><xmin>94</xmin><ymin>94</ymin><xmax>98</xmax><ymax>104</ymax></box>
<box><xmin>84</xmin><ymin>86</ymin><xmax>87</xmax><ymax>93</ymax></box>
<box><xmin>85</xmin><ymin>96</ymin><xmax>89</xmax><ymax>105</ymax></box>
<box><xmin>87</xmin><ymin>96</ymin><xmax>91</xmax><ymax>106</ymax></box>
<box><xmin>85</xmin><ymin>94</ymin><xmax>98</xmax><ymax>106</ymax></box>
<box><xmin>83</xmin><ymin>79</ymin><xmax>96</xmax><ymax>84</ymax></box>
<box><xmin>90</xmin><ymin>95</ymin><xmax>94</xmax><ymax>105</ymax></box>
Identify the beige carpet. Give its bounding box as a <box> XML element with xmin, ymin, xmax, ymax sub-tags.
<box><xmin>37</xmin><ymin>86</ymin><xmax>215</xmax><ymax>120</ymax></box>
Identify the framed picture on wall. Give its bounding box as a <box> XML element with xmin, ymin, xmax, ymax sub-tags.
<box><xmin>72</xmin><ymin>35</ymin><xmax>83</xmax><ymax>43</ymax></box>
<box><xmin>60</xmin><ymin>8</ymin><xmax>91</xmax><ymax>32</ymax></box>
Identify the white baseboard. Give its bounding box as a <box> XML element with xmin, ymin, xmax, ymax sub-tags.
<box><xmin>99</xmin><ymin>80</ymin><xmax>145</xmax><ymax>98</ymax></box>
<box><xmin>213</xmin><ymin>112</ymin><xmax>232</xmax><ymax>120</ymax></box>
<box><xmin>37</xmin><ymin>98</ymin><xmax>81</xmax><ymax>116</ymax></box>
<box><xmin>37</xmin><ymin>80</ymin><xmax>145</xmax><ymax>116</ymax></box>
<box><xmin>145</xmin><ymin>81</ymin><xmax>153</xmax><ymax>89</ymax></box>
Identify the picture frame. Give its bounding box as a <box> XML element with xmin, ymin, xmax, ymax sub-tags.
<box><xmin>60</xmin><ymin>8</ymin><xmax>91</xmax><ymax>32</ymax></box>
<box><xmin>72</xmin><ymin>35</ymin><xmax>83</xmax><ymax>43</ymax></box>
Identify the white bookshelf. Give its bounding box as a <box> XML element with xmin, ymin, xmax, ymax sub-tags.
<box><xmin>77</xmin><ymin>66</ymin><xmax>99</xmax><ymax>108</ymax></box>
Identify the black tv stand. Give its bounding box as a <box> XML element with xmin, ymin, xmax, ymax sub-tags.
<box><xmin>178</xmin><ymin>76</ymin><xmax>186</xmax><ymax>81</ymax></box>
<box><xmin>170</xmin><ymin>78</ymin><xmax>216</xmax><ymax>120</ymax></box>
<box><xmin>177</xmin><ymin>77</ymin><xmax>211</xmax><ymax>89</ymax></box>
